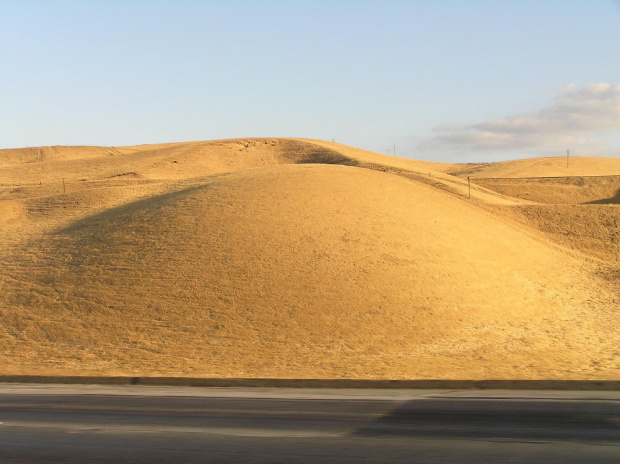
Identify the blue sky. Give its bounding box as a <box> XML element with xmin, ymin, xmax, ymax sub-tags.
<box><xmin>1</xmin><ymin>0</ymin><xmax>619</xmax><ymax>161</ymax></box>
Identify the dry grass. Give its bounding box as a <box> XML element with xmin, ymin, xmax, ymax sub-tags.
<box><xmin>472</xmin><ymin>176</ymin><xmax>620</xmax><ymax>205</ymax></box>
<box><xmin>449</xmin><ymin>156</ymin><xmax>620</xmax><ymax>178</ymax></box>
<box><xmin>0</xmin><ymin>139</ymin><xmax>618</xmax><ymax>379</ymax></box>
<box><xmin>452</xmin><ymin>158</ymin><xmax>620</xmax><ymax>263</ymax></box>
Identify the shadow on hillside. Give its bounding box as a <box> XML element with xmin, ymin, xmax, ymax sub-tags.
<box><xmin>586</xmin><ymin>188</ymin><xmax>620</xmax><ymax>204</ymax></box>
<box><xmin>52</xmin><ymin>183</ymin><xmax>209</xmax><ymax>235</ymax></box>
<box><xmin>296</xmin><ymin>149</ymin><xmax>359</xmax><ymax>166</ymax></box>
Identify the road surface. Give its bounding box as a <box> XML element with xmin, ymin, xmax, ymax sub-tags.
<box><xmin>1</xmin><ymin>384</ymin><xmax>619</xmax><ymax>463</ymax></box>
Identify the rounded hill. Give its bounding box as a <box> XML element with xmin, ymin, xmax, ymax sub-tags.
<box><xmin>3</xmin><ymin>163</ymin><xmax>617</xmax><ymax>379</ymax></box>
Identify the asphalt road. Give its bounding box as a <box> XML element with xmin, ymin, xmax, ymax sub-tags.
<box><xmin>1</xmin><ymin>384</ymin><xmax>619</xmax><ymax>463</ymax></box>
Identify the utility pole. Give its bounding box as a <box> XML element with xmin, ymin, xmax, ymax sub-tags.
<box><xmin>566</xmin><ymin>149</ymin><xmax>569</xmax><ymax>168</ymax></box>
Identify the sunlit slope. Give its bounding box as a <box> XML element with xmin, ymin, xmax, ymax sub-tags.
<box><xmin>0</xmin><ymin>137</ymin><xmax>458</xmax><ymax>187</ymax></box>
<box><xmin>0</xmin><ymin>138</ymin><xmax>515</xmax><ymax>247</ymax></box>
<box><xmin>0</xmin><ymin>138</ymin><xmax>359</xmax><ymax>241</ymax></box>
<box><xmin>0</xmin><ymin>138</ymin><xmax>340</xmax><ymax>184</ymax></box>
<box><xmin>300</xmin><ymin>139</ymin><xmax>521</xmax><ymax>205</ymax></box>
<box><xmin>2</xmin><ymin>164</ymin><xmax>617</xmax><ymax>379</ymax></box>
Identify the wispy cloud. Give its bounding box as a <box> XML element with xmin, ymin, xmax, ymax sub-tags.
<box><xmin>419</xmin><ymin>83</ymin><xmax>620</xmax><ymax>157</ymax></box>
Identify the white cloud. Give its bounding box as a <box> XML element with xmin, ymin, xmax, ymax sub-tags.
<box><xmin>419</xmin><ymin>83</ymin><xmax>620</xmax><ymax>158</ymax></box>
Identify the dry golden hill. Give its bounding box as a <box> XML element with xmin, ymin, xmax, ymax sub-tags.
<box><xmin>0</xmin><ymin>138</ymin><xmax>497</xmax><ymax>245</ymax></box>
<box><xmin>0</xmin><ymin>138</ymin><xmax>358</xmax><ymax>243</ymax></box>
<box><xmin>449</xmin><ymin>156</ymin><xmax>620</xmax><ymax>206</ymax></box>
<box><xmin>445</xmin><ymin>155</ymin><xmax>620</xmax><ymax>263</ymax></box>
<box><xmin>0</xmin><ymin>139</ymin><xmax>618</xmax><ymax>379</ymax></box>
<box><xmin>471</xmin><ymin>176</ymin><xmax>620</xmax><ymax>205</ymax></box>
<box><xmin>449</xmin><ymin>155</ymin><xmax>620</xmax><ymax>179</ymax></box>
